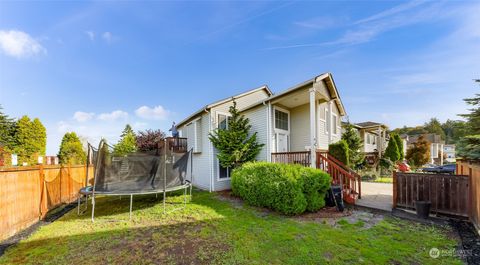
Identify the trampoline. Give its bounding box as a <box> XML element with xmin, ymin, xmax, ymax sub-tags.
<box><xmin>78</xmin><ymin>138</ymin><xmax>193</xmax><ymax>221</ymax></box>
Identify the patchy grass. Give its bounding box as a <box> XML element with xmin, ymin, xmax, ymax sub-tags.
<box><xmin>0</xmin><ymin>190</ymin><xmax>461</xmax><ymax>264</ymax></box>
<box><xmin>372</xmin><ymin>177</ymin><xmax>394</xmax><ymax>183</ymax></box>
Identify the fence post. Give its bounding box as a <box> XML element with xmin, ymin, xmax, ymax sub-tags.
<box><xmin>39</xmin><ymin>164</ymin><xmax>44</xmax><ymax>219</ymax></box>
<box><xmin>392</xmin><ymin>171</ymin><xmax>397</xmax><ymax>209</ymax></box>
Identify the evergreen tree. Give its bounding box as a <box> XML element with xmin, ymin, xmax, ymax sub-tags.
<box><xmin>406</xmin><ymin>135</ymin><xmax>431</xmax><ymax>167</ymax></box>
<box><xmin>341</xmin><ymin>122</ymin><xmax>364</xmax><ymax>167</ymax></box>
<box><xmin>31</xmin><ymin>118</ymin><xmax>47</xmax><ymax>156</ymax></box>
<box><xmin>113</xmin><ymin>124</ymin><xmax>137</xmax><ymax>156</ymax></box>
<box><xmin>457</xmin><ymin>91</ymin><xmax>480</xmax><ymax>159</ymax></box>
<box><xmin>209</xmin><ymin>101</ymin><xmax>264</xmax><ymax>168</ymax></box>
<box><xmin>424</xmin><ymin>118</ymin><xmax>446</xmax><ymax>140</ymax></box>
<box><xmin>391</xmin><ymin>133</ymin><xmax>404</xmax><ymax>160</ymax></box>
<box><xmin>0</xmin><ymin>105</ymin><xmax>15</xmax><ymax>148</ymax></box>
<box><xmin>58</xmin><ymin>132</ymin><xmax>86</xmax><ymax>164</ymax></box>
<box><xmin>384</xmin><ymin>134</ymin><xmax>400</xmax><ymax>163</ymax></box>
<box><xmin>14</xmin><ymin>116</ymin><xmax>37</xmax><ymax>165</ymax></box>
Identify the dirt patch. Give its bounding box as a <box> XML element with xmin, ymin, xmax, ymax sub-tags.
<box><xmin>216</xmin><ymin>191</ymin><xmax>243</xmax><ymax>209</ymax></box>
<box><xmin>450</xmin><ymin>220</ymin><xmax>480</xmax><ymax>265</ymax></box>
<box><xmin>296</xmin><ymin>207</ymin><xmax>384</xmax><ymax>229</ymax></box>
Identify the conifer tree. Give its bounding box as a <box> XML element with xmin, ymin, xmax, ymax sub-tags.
<box><xmin>209</xmin><ymin>101</ymin><xmax>264</xmax><ymax>168</ymax></box>
<box><xmin>58</xmin><ymin>132</ymin><xmax>86</xmax><ymax>164</ymax></box>
<box><xmin>341</xmin><ymin>122</ymin><xmax>364</xmax><ymax>167</ymax></box>
<box><xmin>113</xmin><ymin>124</ymin><xmax>137</xmax><ymax>156</ymax></box>
<box><xmin>384</xmin><ymin>134</ymin><xmax>400</xmax><ymax>163</ymax></box>
<box><xmin>391</xmin><ymin>133</ymin><xmax>404</xmax><ymax>160</ymax></box>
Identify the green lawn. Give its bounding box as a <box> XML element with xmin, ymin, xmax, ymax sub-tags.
<box><xmin>372</xmin><ymin>177</ymin><xmax>394</xmax><ymax>183</ymax></box>
<box><xmin>0</xmin><ymin>191</ymin><xmax>461</xmax><ymax>265</ymax></box>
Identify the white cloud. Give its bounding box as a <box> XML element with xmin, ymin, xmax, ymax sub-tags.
<box><xmin>85</xmin><ymin>31</ymin><xmax>95</xmax><ymax>41</ymax></box>
<box><xmin>354</xmin><ymin>0</ymin><xmax>427</xmax><ymax>24</ymax></box>
<box><xmin>135</xmin><ymin>105</ymin><xmax>170</xmax><ymax>120</ymax></box>
<box><xmin>97</xmin><ymin>110</ymin><xmax>128</xmax><ymax>121</ymax></box>
<box><xmin>102</xmin><ymin>32</ymin><xmax>114</xmax><ymax>43</ymax></box>
<box><xmin>0</xmin><ymin>30</ymin><xmax>46</xmax><ymax>58</ymax></box>
<box><xmin>73</xmin><ymin>111</ymin><xmax>95</xmax><ymax>122</ymax></box>
<box><xmin>294</xmin><ymin>16</ymin><xmax>338</xmax><ymax>29</ymax></box>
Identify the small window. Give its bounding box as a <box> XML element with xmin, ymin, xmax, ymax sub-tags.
<box><xmin>332</xmin><ymin>114</ymin><xmax>338</xmax><ymax>135</ymax></box>
<box><xmin>274</xmin><ymin>109</ymin><xmax>289</xmax><ymax>131</ymax></box>
<box><xmin>325</xmin><ymin>109</ymin><xmax>330</xmax><ymax>133</ymax></box>
<box><xmin>366</xmin><ymin>133</ymin><xmax>371</xmax><ymax>144</ymax></box>
<box><xmin>218</xmin><ymin>114</ymin><xmax>228</xmax><ymax>130</ymax></box>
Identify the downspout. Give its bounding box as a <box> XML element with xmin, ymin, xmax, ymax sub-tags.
<box><xmin>264</xmin><ymin>101</ymin><xmax>272</xmax><ymax>162</ymax></box>
<box><xmin>205</xmin><ymin>108</ymin><xmax>214</xmax><ymax>192</ymax></box>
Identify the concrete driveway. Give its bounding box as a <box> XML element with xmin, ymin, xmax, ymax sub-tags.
<box><xmin>356</xmin><ymin>182</ymin><xmax>393</xmax><ymax>212</ymax></box>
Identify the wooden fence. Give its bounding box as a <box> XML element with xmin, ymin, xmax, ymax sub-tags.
<box><xmin>393</xmin><ymin>172</ymin><xmax>470</xmax><ymax>217</ymax></box>
<box><xmin>457</xmin><ymin>160</ymin><xmax>480</xmax><ymax>230</ymax></box>
<box><xmin>0</xmin><ymin>165</ymin><xmax>93</xmax><ymax>241</ymax></box>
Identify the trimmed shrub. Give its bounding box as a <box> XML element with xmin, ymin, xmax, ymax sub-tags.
<box><xmin>328</xmin><ymin>140</ymin><xmax>350</xmax><ymax>165</ymax></box>
<box><xmin>231</xmin><ymin>162</ymin><xmax>331</xmax><ymax>215</ymax></box>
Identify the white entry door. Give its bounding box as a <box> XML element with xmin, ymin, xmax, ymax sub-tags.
<box><xmin>276</xmin><ymin>133</ymin><xmax>289</xmax><ymax>152</ymax></box>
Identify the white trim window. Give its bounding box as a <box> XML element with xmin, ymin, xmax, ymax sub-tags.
<box><xmin>273</xmin><ymin>107</ymin><xmax>290</xmax><ymax>152</ymax></box>
<box><xmin>332</xmin><ymin>113</ymin><xmax>338</xmax><ymax>135</ymax></box>
<box><xmin>325</xmin><ymin>108</ymin><xmax>330</xmax><ymax>135</ymax></box>
<box><xmin>216</xmin><ymin>112</ymin><xmax>231</xmax><ymax>180</ymax></box>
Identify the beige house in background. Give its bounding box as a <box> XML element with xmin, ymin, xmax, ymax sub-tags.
<box><xmin>444</xmin><ymin>144</ymin><xmax>456</xmax><ymax>163</ymax></box>
<box><xmin>177</xmin><ymin>73</ymin><xmax>346</xmax><ymax>191</ymax></box>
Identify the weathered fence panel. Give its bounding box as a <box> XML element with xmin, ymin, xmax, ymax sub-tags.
<box><xmin>457</xmin><ymin>160</ymin><xmax>480</xmax><ymax>231</ymax></box>
<box><xmin>393</xmin><ymin>172</ymin><xmax>470</xmax><ymax>217</ymax></box>
<box><xmin>0</xmin><ymin>165</ymin><xmax>93</xmax><ymax>241</ymax></box>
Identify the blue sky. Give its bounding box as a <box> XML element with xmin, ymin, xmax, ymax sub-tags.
<box><xmin>0</xmin><ymin>1</ymin><xmax>479</xmax><ymax>154</ymax></box>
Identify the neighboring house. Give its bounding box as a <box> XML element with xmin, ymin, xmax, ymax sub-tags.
<box><xmin>406</xmin><ymin>133</ymin><xmax>445</xmax><ymax>165</ymax></box>
<box><xmin>352</xmin><ymin>122</ymin><xmax>389</xmax><ymax>154</ymax></box>
<box><xmin>444</xmin><ymin>144</ymin><xmax>456</xmax><ymax>163</ymax></box>
<box><xmin>343</xmin><ymin>122</ymin><xmax>389</xmax><ymax>165</ymax></box>
<box><xmin>177</xmin><ymin>73</ymin><xmax>346</xmax><ymax>191</ymax></box>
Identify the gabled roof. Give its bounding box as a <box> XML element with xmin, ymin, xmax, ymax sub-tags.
<box><xmin>177</xmin><ymin>85</ymin><xmax>272</xmax><ymax>128</ymax></box>
<box><xmin>240</xmin><ymin>73</ymin><xmax>346</xmax><ymax>115</ymax></box>
<box><xmin>354</xmin><ymin>121</ymin><xmax>388</xmax><ymax>129</ymax></box>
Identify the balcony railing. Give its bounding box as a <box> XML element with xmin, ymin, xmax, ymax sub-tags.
<box><xmin>271</xmin><ymin>151</ymin><xmax>311</xmax><ymax>167</ymax></box>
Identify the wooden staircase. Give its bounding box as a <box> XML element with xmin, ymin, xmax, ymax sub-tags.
<box><xmin>316</xmin><ymin>152</ymin><xmax>361</xmax><ymax>204</ymax></box>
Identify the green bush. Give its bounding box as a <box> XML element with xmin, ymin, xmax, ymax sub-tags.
<box><xmin>231</xmin><ymin>162</ymin><xmax>331</xmax><ymax>215</ymax></box>
<box><xmin>328</xmin><ymin>140</ymin><xmax>350</xmax><ymax>165</ymax></box>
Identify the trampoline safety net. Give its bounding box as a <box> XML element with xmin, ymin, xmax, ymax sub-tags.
<box><xmin>91</xmin><ymin>139</ymin><xmax>192</xmax><ymax>194</ymax></box>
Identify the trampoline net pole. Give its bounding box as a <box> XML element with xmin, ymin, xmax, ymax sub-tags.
<box><xmin>91</xmin><ymin>195</ymin><xmax>95</xmax><ymax>222</ymax></box>
<box><xmin>129</xmin><ymin>194</ymin><xmax>133</xmax><ymax>220</ymax></box>
<box><xmin>163</xmin><ymin>138</ymin><xmax>167</xmax><ymax>214</ymax></box>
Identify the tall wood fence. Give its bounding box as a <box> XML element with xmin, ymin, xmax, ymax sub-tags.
<box><xmin>393</xmin><ymin>172</ymin><xmax>470</xmax><ymax>217</ymax></box>
<box><xmin>457</xmin><ymin>160</ymin><xmax>480</xmax><ymax>230</ymax></box>
<box><xmin>0</xmin><ymin>165</ymin><xmax>93</xmax><ymax>241</ymax></box>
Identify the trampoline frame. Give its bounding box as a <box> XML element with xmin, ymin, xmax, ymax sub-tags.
<box><xmin>77</xmin><ymin>138</ymin><xmax>194</xmax><ymax>222</ymax></box>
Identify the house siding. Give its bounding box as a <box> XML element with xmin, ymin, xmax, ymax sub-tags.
<box><xmin>178</xmin><ymin>113</ymin><xmax>211</xmax><ymax>191</ymax></box>
<box><xmin>290</xmin><ymin>103</ymin><xmax>310</xmax><ymax>152</ymax></box>
<box><xmin>242</xmin><ymin>105</ymin><xmax>269</xmax><ymax>161</ymax></box>
<box><xmin>209</xmin><ymin>89</ymin><xmax>270</xmax><ymax>191</ymax></box>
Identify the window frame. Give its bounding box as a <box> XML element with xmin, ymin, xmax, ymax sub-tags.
<box><xmin>273</xmin><ymin>107</ymin><xmax>290</xmax><ymax>133</ymax></box>
<box><xmin>216</xmin><ymin>111</ymin><xmax>232</xmax><ymax>181</ymax></box>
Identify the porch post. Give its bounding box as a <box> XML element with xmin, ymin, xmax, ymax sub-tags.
<box><xmin>377</xmin><ymin>126</ymin><xmax>382</xmax><ymax>158</ymax></box>
<box><xmin>309</xmin><ymin>88</ymin><xmax>317</xmax><ymax>168</ymax></box>
<box><xmin>327</xmin><ymin>101</ymin><xmax>333</xmax><ymax>145</ymax></box>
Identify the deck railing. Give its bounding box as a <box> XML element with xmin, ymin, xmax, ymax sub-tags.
<box><xmin>316</xmin><ymin>152</ymin><xmax>361</xmax><ymax>202</ymax></box>
<box><xmin>159</xmin><ymin>137</ymin><xmax>188</xmax><ymax>153</ymax></box>
<box><xmin>271</xmin><ymin>151</ymin><xmax>311</xmax><ymax>167</ymax></box>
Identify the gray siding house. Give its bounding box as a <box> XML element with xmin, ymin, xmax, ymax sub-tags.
<box><xmin>177</xmin><ymin>73</ymin><xmax>346</xmax><ymax>191</ymax></box>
